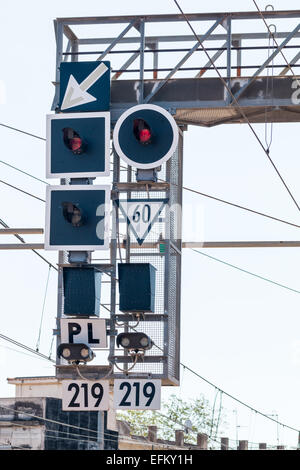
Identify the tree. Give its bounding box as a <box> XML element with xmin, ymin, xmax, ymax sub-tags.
<box><xmin>117</xmin><ymin>393</ymin><xmax>224</xmax><ymax>445</ymax></box>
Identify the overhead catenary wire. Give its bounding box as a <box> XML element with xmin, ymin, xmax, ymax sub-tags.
<box><xmin>1</xmin><ymin>323</ymin><xmax>298</xmax><ymax>438</ymax></box>
<box><xmin>0</xmin><ymin>39</ymin><xmax>298</xmax><ymax>440</ymax></box>
<box><xmin>0</xmin><ymin>332</ymin><xmax>55</xmax><ymax>363</ymax></box>
<box><xmin>0</xmin><ymin>217</ymin><xmax>57</xmax><ymax>271</ymax></box>
<box><xmin>0</xmin><ymin>159</ymin><xmax>48</xmax><ymax>185</ymax></box>
<box><xmin>190</xmin><ymin>248</ymin><xmax>300</xmax><ymax>295</ymax></box>
<box><xmin>180</xmin><ymin>183</ymin><xmax>300</xmax><ymax>230</ymax></box>
<box><xmin>0</xmin><ymin>122</ymin><xmax>45</xmax><ymax>141</ymax></box>
<box><xmin>122</xmin><ymin>164</ymin><xmax>300</xmax><ymax>230</ymax></box>
<box><xmin>3</xmin><ymin>218</ymin><xmax>288</xmax><ymax>439</ymax></box>
<box><xmin>0</xmin><ymin>179</ymin><xmax>45</xmax><ymax>203</ymax></box>
<box><xmin>35</xmin><ymin>265</ymin><xmax>52</xmax><ymax>352</ymax></box>
<box><xmin>0</xmin><ymin>403</ymin><xmax>172</xmax><ymax>449</ymax></box>
<box><xmin>154</xmin><ymin>409</ymin><xmax>236</xmax><ymax>449</ymax></box>
<box><xmin>0</xmin><ymin>342</ymin><xmax>53</xmax><ymax>362</ymax></box>
<box><xmin>4</xmin><ymin>159</ymin><xmax>300</xmax><ymax>231</ymax></box>
<box><xmin>126</xmin><ymin>320</ymin><xmax>300</xmax><ymax>434</ymax></box>
<box><xmin>172</xmin><ymin>0</ymin><xmax>300</xmax><ymax>214</ymax></box>
<box><xmin>252</xmin><ymin>0</ymin><xmax>300</xmax><ymax>85</ymax></box>
<box><xmin>1</xmin><ymin>120</ymin><xmax>300</xmax><ymax>231</ymax></box>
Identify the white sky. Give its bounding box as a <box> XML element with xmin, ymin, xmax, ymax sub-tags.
<box><xmin>1</xmin><ymin>0</ymin><xmax>300</xmax><ymax>449</ymax></box>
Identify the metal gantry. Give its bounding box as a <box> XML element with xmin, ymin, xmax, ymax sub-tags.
<box><xmin>49</xmin><ymin>10</ymin><xmax>300</xmax><ymax>386</ymax></box>
<box><xmin>53</xmin><ymin>10</ymin><xmax>300</xmax><ymax>126</ymax></box>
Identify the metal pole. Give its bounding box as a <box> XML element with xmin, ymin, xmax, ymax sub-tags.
<box><xmin>226</xmin><ymin>15</ymin><xmax>232</xmax><ymax>104</ymax></box>
<box><xmin>139</xmin><ymin>19</ymin><xmax>145</xmax><ymax>104</ymax></box>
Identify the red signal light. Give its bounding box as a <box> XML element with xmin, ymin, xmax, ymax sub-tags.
<box><xmin>139</xmin><ymin>128</ymin><xmax>151</xmax><ymax>143</ymax></box>
<box><xmin>133</xmin><ymin>119</ymin><xmax>152</xmax><ymax>145</ymax></box>
<box><xmin>62</xmin><ymin>128</ymin><xmax>85</xmax><ymax>155</ymax></box>
<box><xmin>70</xmin><ymin>136</ymin><xmax>83</xmax><ymax>152</ymax></box>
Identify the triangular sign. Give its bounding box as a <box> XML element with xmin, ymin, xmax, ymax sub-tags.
<box><xmin>117</xmin><ymin>199</ymin><xmax>168</xmax><ymax>246</ymax></box>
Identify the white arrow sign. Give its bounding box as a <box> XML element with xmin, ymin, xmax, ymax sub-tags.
<box><xmin>61</xmin><ymin>62</ymin><xmax>109</xmax><ymax>111</ymax></box>
<box><xmin>117</xmin><ymin>199</ymin><xmax>167</xmax><ymax>245</ymax></box>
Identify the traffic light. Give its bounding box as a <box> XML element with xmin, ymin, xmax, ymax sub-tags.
<box><xmin>57</xmin><ymin>343</ymin><xmax>95</xmax><ymax>364</ymax></box>
<box><xmin>116</xmin><ymin>332</ymin><xmax>153</xmax><ymax>353</ymax></box>
<box><xmin>62</xmin><ymin>202</ymin><xmax>85</xmax><ymax>227</ymax></box>
<box><xmin>46</xmin><ymin>112</ymin><xmax>110</xmax><ymax>178</ymax></box>
<box><xmin>63</xmin><ymin>267</ymin><xmax>102</xmax><ymax>317</ymax></box>
<box><xmin>133</xmin><ymin>118</ymin><xmax>152</xmax><ymax>145</ymax></box>
<box><xmin>62</xmin><ymin>127</ymin><xmax>86</xmax><ymax>155</ymax></box>
<box><xmin>44</xmin><ymin>185</ymin><xmax>110</xmax><ymax>251</ymax></box>
<box><xmin>113</xmin><ymin>104</ymin><xmax>178</xmax><ymax>169</ymax></box>
<box><xmin>118</xmin><ymin>263</ymin><xmax>156</xmax><ymax>312</ymax></box>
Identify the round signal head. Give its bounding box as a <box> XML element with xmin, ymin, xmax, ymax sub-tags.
<box><xmin>113</xmin><ymin>104</ymin><xmax>178</xmax><ymax>169</ymax></box>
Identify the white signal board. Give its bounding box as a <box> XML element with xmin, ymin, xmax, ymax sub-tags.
<box><xmin>113</xmin><ymin>379</ymin><xmax>161</xmax><ymax>410</ymax></box>
<box><xmin>62</xmin><ymin>380</ymin><xmax>109</xmax><ymax>411</ymax></box>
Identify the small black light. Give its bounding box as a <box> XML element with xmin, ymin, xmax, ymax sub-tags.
<box><xmin>57</xmin><ymin>343</ymin><xmax>95</xmax><ymax>364</ymax></box>
<box><xmin>62</xmin><ymin>202</ymin><xmax>85</xmax><ymax>227</ymax></box>
<box><xmin>116</xmin><ymin>332</ymin><xmax>153</xmax><ymax>352</ymax></box>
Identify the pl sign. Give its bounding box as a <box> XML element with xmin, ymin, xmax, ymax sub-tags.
<box><xmin>60</xmin><ymin>318</ymin><xmax>107</xmax><ymax>348</ymax></box>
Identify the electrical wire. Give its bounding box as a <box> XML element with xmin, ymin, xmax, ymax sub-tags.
<box><xmin>36</xmin><ymin>265</ymin><xmax>52</xmax><ymax>352</ymax></box>
<box><xmin>190</xmin><ymin>248</ymin><xmax>300</xmax><ymax>295</ymax></box>
<box><xmin>6</xmin><ymin>421</ymin><xmax>119</xmax><ymax>449</ymax></box>
<box><xmin>123</xmin><ymin>163</ymin><xmax>300</xmax><ymax>230</ymax></box>
<box><xmin>2</xmin><ymin>121</ymin><xmax>300</xmax><ymax>231</ymax></box>
<box><xmin>0</xmin><ymin>122</ymin><xmax>45</xmax><ymax>141</ymax></box>
<box><xmin>0</xmin><ymin>159</ymin><xmax>48</xmax><ymax>185</ymax></box>
<box><xmin>1</xmin><ymin>323</ymin><xmax>298</xmax><ymax>438</ymax></box>
<box><xmin>0</xmin><ymin>343</ymin><xmax>53</xmax><ymax>362</ymax></box>
<box><xmin>0</xmin><ymin>332</ymin><xmax>55</xmax><ymax>363</ymax></box>
<box><xmin>180</xmin><ymin>183</ymin><xmax>300</xmax><ymax>230</ymax></box>
<box><xmin>0</xmin><ymin>403</ymin><xmax>98</xmax><ymax>435</ymax></box>
<box><xmin>75</xmin><ymin>364</ymin><xmax>113</xmax><ymax>381</ymax></box>
<box><xmin>0</xmin><ymin>403</ymin><xmax>161</xmax><ymax>449</ymax></box>
<box><xmin>0</xmin><ymin>74</ymin><xmax>298</xmax><ymax>441</ymax></box>
<box><xmin>179</xmin><ymin>362</ymin><xmax>300</xmax><ymax>434</ymax></box>
<box><xmin>123</xmin><ymin>217</ymin><xmax>300</xmax><ymax>297</ymax></box>
<box><xmin>252</xmin><ymin>0</ymin><xmax>300</xmax><ymax>85</ymax></box>
<box><xmin>209</xmin><ymin>389</ymin><xmax>219</xmax><ymax>438</ymax></box>
<box><xmin>154</xmin><ymin>410</ymin><xmax>236</xmax><ymax>449</ymax></box>
<box><xmin>0</xmin><ymin>179</ymin><xmax>45</xmax><ymax>202</ymax></box>
<box><xmin>113</xmin><ymin>353</ymin><xmax>139</xmax><ymax>373</ymax></box>
<box><xmin>214</xmin><ymin>391</ymin><xmax>223</xmax><ymax>441</ymax></box>
<box><xmin>125</xmin><ymin>321</ymin><xmax>300</xmax><ymax>434</ymax></box>
<box><xmin>172</xmin><ymin>0</ymin><xmax>300</xmax><ymax>214</ymax></box>
<box><xmin>48</xmin><ymin>335</ymin><xmax>55</xmax><ymax>360</ymax></box>
<box><xmin>0</xmin><ymin>217</ymin><xmax>57</xmax><ymax>271</ymax></box>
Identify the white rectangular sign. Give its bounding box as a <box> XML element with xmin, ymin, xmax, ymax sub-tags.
<box><xmin>60</xmin><ymin>318</ymin><xmax>107</xmax><ymax>349</ymax></box>
<box><xmin>62</xmin><ymin>380</ymin><xmax>109</xmax><ymax>411</ymax></box>
<box><xmin>113</xmin><ymin>379</ymin><xmax>161</xmax><ymax>410</ymax></box>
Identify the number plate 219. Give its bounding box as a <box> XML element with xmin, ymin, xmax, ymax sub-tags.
<box><xmin>113</xmin><ymin>379</ymin><xmax>161</xmax><ymax>410</ymax></box>
<box><xmin>62</xmin><ymin>380</ymin><xmax>109</xmax><ymax>411</ymax></box>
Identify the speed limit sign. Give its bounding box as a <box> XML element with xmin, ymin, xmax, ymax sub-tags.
<box><xmin>113</xmin><ymin>379</ymin><xmax>161</xmax><ymax>410</ymax></box>
<box><xmin>117</xmin><ymin>199</ymin><xmax>167</xmax><ymax>246</ymax></box>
